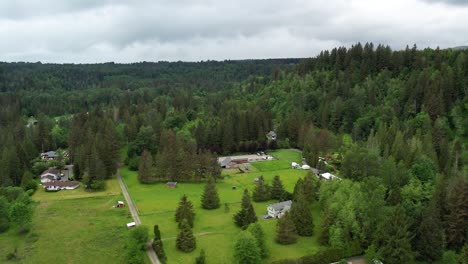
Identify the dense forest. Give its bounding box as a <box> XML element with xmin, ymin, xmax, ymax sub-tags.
<box><xmin>0</xmin><ymin>44</ymin><xmax>467</xmax><ymax>263</ymax></box>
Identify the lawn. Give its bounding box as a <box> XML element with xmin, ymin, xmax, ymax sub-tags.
<box><xmin>121</xmin><ymin>149</ymin><xmax>324</xmax><ymax>264</ymax></box>
<box><xmin>0</xmin><ymin>180</ymin><xmax>134</xmax><ymax>264</ymax></box>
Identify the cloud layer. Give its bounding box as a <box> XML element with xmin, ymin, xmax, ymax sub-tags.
<box><xmin>1</xmin><ymin>0</ymin><xmax>467</xmax><ymax>63</ymax></box>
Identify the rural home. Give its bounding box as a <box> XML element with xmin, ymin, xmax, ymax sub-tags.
<box><xmin>266</xmin><ymin>131</ymin><xmax>277</xmax><ymax>140</ymax></box>
<box><xmin>267</xmin><ymin>200</ymin><xmax>292</xmax><ymax>218</ymax></box>
<box><xmin>41</xmin><ymin>151</ymin><xmax>59</xmax><ymax>160</ymax></box>
<box><xmin>43</xmin><ymin>181</ymin><xmax>80</xmax><ymax>191</ymax></box>
<box><xmin>319</xmin><ymin>172</ymin><xmax>340</xmax><ymax>180</ymax></box>
<box><xmin>301</xmin><ymin>164</ymin><xmax>311</xmax><ymax>170</ymax></box>
<box><xmin>40</xmin><ymin>168</ymin><xmax>62</xmax><ymax>183</ymax></box>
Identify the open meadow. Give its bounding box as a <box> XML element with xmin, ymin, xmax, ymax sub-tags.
<box><xmin>0</xmin><ymin>179</ymin><xmax>134</xmax><ymax>264</ymax></box>
<box><xmin>121</xmin><ymin>149</ymin><xmax>324</xmax><ymax>264</ymax></box>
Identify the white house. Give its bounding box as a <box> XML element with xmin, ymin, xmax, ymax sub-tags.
<box><xmin>291</xmin><ymin>162</ymin><xmax>300</xmax><ymax>169</ymax></box>
<box><xmin>319</xmin><ymin>172</ymin><xmax>340</xmax><ymax>181</ymax></box>
<box><xmin>43</xmin><ymin>181</ymin><xmax>80</xmax><ymax>191</ymax></box>
<box><xmin>126</xmin><ymin>222</ymin><xmax>136</xmax><ymax>228</ymax></box>
<box><xmin>40</xmin><ymin>168</ymin><xmax>61</xmax><ymax>183</ymax></box>
<box><xmin>301</xmin><ymin>164</ymin><xmax>311</xmax><ymax>170</ymax></box>
<box><xmin>267</xmin><ymin>200</ymin><xmax>292</xmax><ymax>218</ymax></box>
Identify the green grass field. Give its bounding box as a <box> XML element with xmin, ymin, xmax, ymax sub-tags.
<box><xmin>121</xmin><ymin>149</ymin><xmax>324</xmax><ymax>264</ymax></box>
<box><xmin>0</xmin><ymin>178</ymin><xmax>134</xmax><ymax>264</ymax></box>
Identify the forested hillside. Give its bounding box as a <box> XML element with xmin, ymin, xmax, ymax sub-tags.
<box><xmin>0</xmin><ymin>44</ymin><xmax>467</xmax><ymax>263</ymax></box>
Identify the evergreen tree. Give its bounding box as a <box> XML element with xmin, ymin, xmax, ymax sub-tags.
<box><xmin>289</xmin><ymin>192</ymin><xmax>314</xmax><ymax>236</ymax></box>
<box><xmin>233</xmin><ymin>232</ymin><xmax>261</xmax><ymax>264</ymax></box>
<box><xmin>201</xmin><ymin>176</ymin><xmax>220</xmax><ymax>209</ymax></box>
<box><xmin>416</xmin><ymin>202</ymin><xmax>443</xmax><ymax>262</ymax></box>
<box><xmin>445</xmin><ymin>176</ymin><xmax>468</xmax><ymax>250</ymax></box>
<box><xmin>234</xmin><ymin>189</ymin><xmax>258</xmax><ymax>229</ymax></box>
<box><xmin>372</xmin><ymin>207</ymin><xmax>414</xmax><ymax>264</ymax></box>
<box><xmin>271</xmin><ymin>175</ymin><xmax>285</xmax><ymax>200</ymax></box>
<box><xmin>195</xmin><ymin>249</ymin><xmax>206</xmax><ymax>264</ymax></box>
<box><xmin>175</xmin><ymin>195</ymin><xmax>196</xmax><ymax>228</ymax></box>
<box><xmin>152</xmin><ymin>239</ymin><xmax>167</xmax><ymax>264</ymax></box>
<box><xmin>138</xmin><ymin>149</ymin><xmax>153</xmax><ymax>183</ymax></box>
<box><xmin>252</xmin><ymin>176</ymin><xmax>270</xmax><ymax>202</ymax></box>
<box><xmin>153</xmin><ymin>224</ymin><xmax>161</xmax><ymax>241</ymax></box>
<box><xmin>176</xmin><ymin>219</ymin><xmax>196</xmax><ymax>252</ymax></box>
<box><xmin>152</xmin><ymin>224</ymin><xmax>166</xmax><ymax>263</ymax></box>
<box><xmin>275</xmin><ymin>211</ymin><xmax>298</xmax><ymax>245</ymax></box>
<box><xmin>301</xmin><ymin>172</ymin><xmax>318</xmax><ymax>202</ymax></box>
<box><xmin>248</xmin><ymin>223</ymin><xmax>268</xmax><ymax>259</ymax></box>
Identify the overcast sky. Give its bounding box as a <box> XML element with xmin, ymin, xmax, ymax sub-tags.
<box><xmin>1</xmin><ymin>0</ymin><xmax>467</xmax><ymax>63</ymax></box>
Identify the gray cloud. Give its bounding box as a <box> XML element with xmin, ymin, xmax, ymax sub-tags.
<box><xmin>421</xmin><ymin>0</ymin><xmax>468</xmax><ymax>6</ymax></box>
<box><xmin>0</xmin><ymin>0</ymin><xmax>467</xmax><ymax>63</ymax></box>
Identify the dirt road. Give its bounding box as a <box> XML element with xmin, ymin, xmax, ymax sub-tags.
<box><xmin>117</xmin><ymin>169</ymin><xmax>160</xmax><ymax>264</ymax></box>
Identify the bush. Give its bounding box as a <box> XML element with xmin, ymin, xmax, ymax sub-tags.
<box><xmin>128</xmin><ymin>157</ymin><xmax>140</xmax><ymax>171</ymax></box>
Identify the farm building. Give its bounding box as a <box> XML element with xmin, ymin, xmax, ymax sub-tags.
<box><xmin>126</xmin><ymin>222</ymin><xmax>136</xmax><ymax>228</ymax></box>
<box><xmin>267</xmin><ymin>200</ymin><xmax>292</xmax><ymax>218</ymax></box>
<box><xmin>43</xmin><ymin>181</ymin><xmax>80</xmax><ymax>191</ymax></box>
<box><xmin>218</xmin><ymin>156</ymin><xmax>249</xmax><ymax>169</ymax></box>
<box><xmin>301</xmin><ymin>164</ymin><xmax>311</xmax><ymax>170</ymax></box>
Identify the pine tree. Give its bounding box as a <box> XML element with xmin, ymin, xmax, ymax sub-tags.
<box><xmin>271</xmin><ymin>175</ymin><xmax>285</xmax><ymax>200</ymax></box>
<box><xmin>175</xmin><ymin>195</ymin><xmax>195</xmax><ymax>228</ymax></box>
<box><xmin>201</xmin><ymin>176</ymin><xmax>220</xmax><ymax>209</ymax></box>
<box><xmin>233</xmin><ymin>232</ymin><xmax>261</xmax><ymax>264</ymax></box>
<box><xmin>301</xmin><ymin>172</ymin><xmax>318</xmax><ymax>202</ymax></box>
<box><xmin>195</xmin><ymin>249</ymin><xmax>206</xmax><ymax>264</ymax></box>
<box><xmin>253</xmin><ymin>176</ymin><xmax>270</xmax><ymax>202</ymax></box>
<box><xmin>176</xmin><ymin>219</ymin><xmax>196</xmax><ymax>252</ymax></box>
<box><xmin>275</xmin><ymin>211</ymin><xmax>298</xmax><ymax>245</ymax></box>
<box><xmin>373</xmin><ymin>207</ymin><xmax>414</xmax><ymax>264</ymax></box>
<box><xmin>248</xmin><ymin>223</ymin><xmax>268</xmax><ymax>259</ymax></box>
<box><xmin>446</xmin><ymin>176</ymin><xmax>468</xmax><ymax>250</ymax></box>
<box><xmin>138</xmin><ymin>149</ymin><xmax>153</xmax><ymax>183</ymax></box>
<box><xmin>416</xmin><ymin>202</ymin><xmax>443</xmax><ymax>262</ymax></box>
<box><xmin>154</xmin><ymin>225</ymin><xmax>161</xmax><ymax>241</ymax></box>
<box><xmin>289</xmin><ymin>192</ymin><xmax>314</xmax><ymax>236</ymax></box>
<box><xmin>234</xmin><ymin>189</ymin><xmax>258</xmax><ymax>229</ymax></box>
<box><xmin>152</xmin><ymin>225</ymin><xmax>166</xmax><ymax>263</ymax></box>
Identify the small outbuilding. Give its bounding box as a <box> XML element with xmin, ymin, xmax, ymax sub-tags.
<box><xmin>166</xmin><ymin>181</ymin><xmax>177</xmax><ymax>188</ymax></box>
<box><xmin>126</xmin><ymin>222</ymin><xmax>136</xmax><ymax>228</ymax></box>
<box><xmin>117</xmin><ymin>201</ymin><xmax>125</xmax><ymax>208</ymax></box>
<box><xmin>319</xmin><ymin>172</ymin><xmax>340</xmax><ymax>181</ymax></box>
<box><xmin>301</xmin><ymin>164</ymin><xmax>311</xmax><ymax>170</ymax></box>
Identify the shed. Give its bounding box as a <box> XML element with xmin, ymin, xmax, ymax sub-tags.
<box><xmin>117</xmin><ymin>201</ymin><xmax>125</xmax><ymax>208</ymax></box>
<box><xmin>126</xmin><ymin>222</ymin><xmax>136</xmax><ymax>228</ymax></box>
<box><xmin>291</xmin><ymin>162</ymin><xmax>300</xmax><ymax>169</ymax></box>
<box><xmin>301</xmin><ymin>164</ymin><xmax>311</xmax><ymax>170</ymax></box>
<box><xmin>166</xmin><ymin>181</ymin><xmax>177</xmax><ymax>188</ymax></box>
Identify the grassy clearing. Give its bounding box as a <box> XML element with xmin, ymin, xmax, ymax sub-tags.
<box><xmin>121</xmin><ymin>149</ymin><xmax>323</xmax><ymax>264</ymax></box>
<box><xmin>0</xmin><ymin>180</ymin><xmax>134</xmax><ymax>264</ymax></box>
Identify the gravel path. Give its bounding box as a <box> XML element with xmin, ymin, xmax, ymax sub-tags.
<box><xmin>117</xmin><ymin>169</ymin><xmax>160</xmax><ymax>264</ymax></box>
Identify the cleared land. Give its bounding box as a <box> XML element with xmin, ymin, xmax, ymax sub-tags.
<box><xmin>0</xmin><ymin>179</ymin><xmax>133</xmax><ymax>264</ymax></box>
<box><xmin>121</xmin><ymin>149</ymin><xmax>323</xmax><ymax>264</ymax></box>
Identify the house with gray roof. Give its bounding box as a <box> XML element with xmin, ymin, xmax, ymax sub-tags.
<box><xmin>267</xmin><ymin>200</ymin><xmax>292</xmax><ymax>218</ymax></box>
